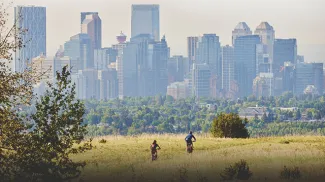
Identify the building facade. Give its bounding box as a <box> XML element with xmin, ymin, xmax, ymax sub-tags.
<box><xmin>14</xmin><ymin>6</ymin><xmax>46</xmax><ymax>72</ymax></box>
<box><xmin>167</xmin><ymin>82</ymin><xmax>189</xmax><ymax>100</ymax></box>
<box><xmin>131</xmin><ymin>5</ymin><xmax>160</xmax><ymax>41</ymax></box>
<box><xmin>81</xmin><ymin>12</ymin><xmax>102</xmax><ymax>49</ymax></box>
<box><xmin>232</xmin><ymin>22</ymin><xmax>252</xmax><ymax>45</ymax></box>
<box><xmin>295</xmin><ymin>63</ymin><xmax>324</xmax><ymax>95</ymax></box>
<box><xmin>254</xmin><ymin>22</ymin><xmax>275</xmax><ymax>65</ymax></box>
<box><xmin>221</xmin><ymin>45</ymin><xmax>234</xmax><ymax>92</ymax></box>
<box><xmin>191</xmin><ymin>63</ymin><xmax>211</xmax><ymax>98</ymax></box>
<box><xmin>274</xmin><ymin>39</ymin><xmax>297</xmax><ymax>75</ymax></box>
<box><xmin>187</xmin><ymin>36</ymin><xmax>199</xmax><ymax>71</ymax></box>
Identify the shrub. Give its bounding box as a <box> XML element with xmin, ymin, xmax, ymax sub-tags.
<box><xmin>280</xmin><ymin>166</ymin><xmax>301</xmax><ymax>180</ymax></box>
<box><xmin>99</xmin><ymin>139</ymin><xmax>107</xmax><ymax>143</ymax></box>
<box><xmin>220</xmin><ymin>160</ymin><xmax>252</xmax><ymax>180</ymax></box>
<box><xmin>210</xmin><ymin>113</ymin><xmax>249</xmax><ymax>138</ymax></box>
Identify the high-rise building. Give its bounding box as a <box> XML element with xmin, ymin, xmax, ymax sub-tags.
<box><xmin>72</xmin><ymin>69</ymin><xmax>99</xmax><ymax>100</ymax></box>
<box><xmin>64</xmin><ymin>33</ymin><xmax>93</xmax><ymax>70</ymax></box>
<box><xmin>232</xmin><ymin>22</ymin><xmax>252</xmax><ymax>45</ymax></box>
<box><xmin>282</xmin><ymin>62</ymin><xmax>295</xmax><ymax>93</ymax></box>
<box><xmin>253</xmin><ymin>73</ymin><xmax>274</xmax><ymax>97</ymax></box>
<box><xmin>131</xmin><ymin>5</ymin><xmax>160</xmax><ymax>41</ymax></box>
<box><xmin>187</xmin><ymin>36</ymin><xmax>199</xmax><ymax>70</ymax></box>
<box><xmin>167</xmin><ymin>82</ymin><xmax>189</xmax><ymax>100</ymax></box>
<box><xmin>234</xmin><ymin>35</ymin><xmax>261</xmax><ymax>97</ymax></box>
<box><xmin>168</xmin><ymin>55</ymin><xmax>186</xmax><ymax>83</ymax></box>
<box><xmin>81</xmin><ymin>12</ymin><xmax>102</xmax><ymax>49</ymax></box>
<box><xmin>196</xmin><ymin>34</ymin><xmax>221</xmax><ymax>76</ymax></box>
<box><xmin>221</xmin><ymin>45</ymin><xmax>234</xmax><ymax>92</ymax></box>
<box><xmin>98</xmin><ymin>69</ymin><xmax>118</xmax><ymax>100</ymax></box>
<box><xmin>94</xmin><ymin>48</ymin><xmax>117</xmax><ymax>70</ymax></box>
<box><xmin>14</xmin><ymin>6</ymin><xmax>46</xmax><ymax>72</ymax></box>
<box><xmin>254</xmin><ymin>22</ymin><xmax>275</xmax><ymax>64</ymax></box>
<box><xmin>295</xmin><ymin>63</ymin><xmax>324</xmax><ymax>95</ymax></box>
<box><xmin>274</xmin><ymin>39</ymin><xmax>297</xmax><ymax>75</ymax></box>
<box><xmin>192</xmin><ymin>63</ymin><xmax>211</xmax><ymax>98</ymax></box>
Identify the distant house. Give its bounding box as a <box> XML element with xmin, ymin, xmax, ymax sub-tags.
<box><xmin>238</xmin><ymin>107</ymin><xmax>269</xmax><ymax>119</ymax></box>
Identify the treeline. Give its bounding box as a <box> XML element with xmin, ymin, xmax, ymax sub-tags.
<box><xmin>83</xmin><ymin>93</ymin><xmax>325</xmax><ymax>137</ymax></box>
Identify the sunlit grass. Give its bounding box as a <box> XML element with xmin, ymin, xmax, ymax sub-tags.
<box><xmin>73</xmin><ymin>135</ymin><xmax>325</xmax><ymax>181</ymax></box>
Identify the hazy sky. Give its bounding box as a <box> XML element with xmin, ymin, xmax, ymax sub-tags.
<box><xmin>6</xmin><ymin>0</ymin><xmax>325</xmax><ymax>61</ymax></box>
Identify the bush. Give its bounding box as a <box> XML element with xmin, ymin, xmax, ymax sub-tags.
<box><xmin>220</xmin><ymin>160</ymin><xmax>252</xmax><ymax>180</ymax></box>
<box><xmin>280</xmin><ymin>166</ymin><xmax>301</xmax><ymax>180</ymax></box>
<box><xmin>210</xmin><ymin>113</ymin><xmax>249</xmax><ymax>138</ymax></box>
<box><xmin>99</xmin><ymin>139</ymin><xmax>107</xmax><ymax>143</ymax></box>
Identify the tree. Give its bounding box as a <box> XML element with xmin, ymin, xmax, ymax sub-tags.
<box><xmin>294</xmin><ymin>109</ymin><xmax>301</xmax><ymax>120</ymax></box>
<box><xmin>19</xmin><ymin>66</ymin><xmax>92</xmax><ymax>181</ymax></box>
<box><xmin>210</xmin><ymin>113</ymin><xmax>249</xmax><ymax>138</ymax></box>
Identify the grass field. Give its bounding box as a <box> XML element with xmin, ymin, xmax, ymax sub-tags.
<box><xmin>73</xmin><ymin>134</ymin><xmax>325</xmax><ymax>181</ymax></box>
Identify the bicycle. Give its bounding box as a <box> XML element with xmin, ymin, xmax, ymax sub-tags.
<box><xmin>186</xmin><ymin>140</ymin><xmax>195</xmax><ymax>153</ymax></box>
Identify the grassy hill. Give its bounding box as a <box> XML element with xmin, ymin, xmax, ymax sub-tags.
<box><xmin>73</xmin><ymin>135</ymin><xmax>325</xmax><ymax>181</ymax></box>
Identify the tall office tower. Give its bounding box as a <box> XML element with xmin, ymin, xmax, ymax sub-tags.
<box><xmin>191</xmin><ymin>63</ymin><xmax>211</xmax><ymax>98</ymax></box>
<box><xmin>282</xmin><ymin>62</ymin><xmax>295</xmax><ymax>93</ymax></box>
<box><xmin>98</xmin><ymin>69</ymin><xmax>118</xmax><ymax>100</ymax></box>
<box><xmin>94</xmin><ymin>48</ymin><xmax>117</xmax><ymax>70</ymax></box>
<box><xmin>167</xmin><ymin>82</ymin><xmax>189</xmax><ymax>100</ymax></box>
<box><xmin>254</xmin><ymin>22</ymin><xmax>275</xmax><ymax>65</ymax></box>
<box><xmin>152</xmin><ymin>36</ymin><xmax>169</xmax><ymax>95</ymax></box>
<box><xmin>187</xmin><ymin>36</ymin><xmax>199</xmax><ymax>69</ymax></box>
<box><xmin>196</xmin><ymin>34</ymin><xmax>221</xmax><ymax>75</ymax></box>
<box><xmin>232</xmin><ymin>22</ymin><xmax>252</xmax><ymax>45</ymax></box>
<box><xmin>81</xmin><ymin>12</ymin><xmax>102</xmax><ymax>49</ymax></box>
<box><xmin>253</xmin><ymin>73</ymin><xmax>274</xmax><ymax>97</ymax></box>
<box><xmin>274</xmin><ymin>39</ymin><xmax>297</xmax><ymax>75</ymax></box>
<box><xmin>64</xmin><ymin>33</ymin><xmax>93</xmax><ymax>70</ymax></box>
<box><xmin>297</xmin><ymin>55</ymin><xmax>304</xmax><ymax>63</ymax></box>
<box><xmin>168</xmin><ymin>55</ymin><xmax>186</xmax><ymax>83</ymax></box>
<box><xmin>221</xmin><ymin>45</ymin><xmax>234</xmax><ymax>92</ymax></box>
<box><xmin>14</xmin><ymin>6</ymin><xmax>46</xmax><ymax>72</ymax></box>
<box><xmin>234</xmin><ymin>35</ymin><xmax>261</xmax><ymax>97</ymax></box>
<box><xmin>295</xmin><ymin>63</ymin><xmax>323</xmax><ymax>95</ymax></box>
<box><xmin>131</xmin><ymin>5</ymin><xmax>160</xmax><ymax>41</ymax></box>
<box><xmin>72</xmin><ymin>69</ymin><xmax>99</xmax><ymax>100</ymax></box>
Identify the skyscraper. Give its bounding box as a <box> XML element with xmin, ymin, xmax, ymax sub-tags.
<box><xmin>192</xmin><ymin>63</ymin><xmax>211</xmax><ymax>98</ymax></box>
<box><xmin>274</xmin><ymin>39</ymin><xmax>297</xmax><ymax>75</ymax></box>
<box><xmin>254</xmin><ymin>22</ymin><xmax>275</xmax><ymax>64</ymax></box>
<box><xmin>232</xmin><ymin>22</ymin><xmax>252</xmax><ymax>45</ymax></box>
<box><xmin>187</xmin><ymin>36</ymin><xmax>199</xmax><ymax>70</ymax></box>
<box><xmin>14</xmin><ymin>6</ymin><xmax>46</xmax><ymax>72</ymax></box>
<box><xmin>221</xmin><ymin>45</ymin><xmax>234</xmax><ymax>92</ymax></box>
<box><xmin>295</xmin><ymin>63</ymin><xmax>323</xmax><ymax>95</ymax></box>
<box><xmin>64</xmin><ymin>33</ymin><xmax>93</xmax><ymax>70</ymax></box>
<box><xmin>81</xmin><ymin>12</ymin><xmax>102</xmax><ymax>49</ymax></box>
<box><xmin>196</xmin><ymin>34</ymin><xmax>221</xmax><ymax>75</ymax></box>
<box><xmin>234</xmin><ymin>35</ymin><xmax>261</xmax><ymax>97</ymax></box>
<box><xmin>131</xmin><ymin>5</ymin><xmax>160</xmax><ymax>41</ymax></box>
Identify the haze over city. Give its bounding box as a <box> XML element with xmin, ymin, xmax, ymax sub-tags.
<box><xmin>6</xmin><ymin>0</ymin><xmax>325</xmax><ymax>62</ymax></box>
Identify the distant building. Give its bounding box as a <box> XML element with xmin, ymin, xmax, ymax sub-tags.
<box><xmin>254</xmin><ymin>22</ymin><xmax>275</xmax><ymax>62</ymax></box>
<box><xmin>94</xmin><ymin>48</ymin><xmax>117</xmax><ymax>70</ymax></box>
<box><xmin>14</xmin><ymin>6</ymin><xmax>46</xmax><ymax>72</ymax></box>
<box><xmin>131</xmin><ymin>4</ymin><xmax>160</xmax><ymax>41</ymax></box>
<box><xmin>239</xmin><ymin>107</ymin><xmax>269</xmax><ymax>120</ymax></box>
<box><xmin>81</xmin><ymin>12</ymin><xmax>102</xmax><ymax>49</ymax></box>
<box><xmin>232</xmin><ymin>22</ymin><xmax>252</xmax><ymax>45</ymax></box>
<box><xmin>167</xmin><ymin>82</ymin><xmax>189</xmax><ymax>100</ymax></box>
<box><xmin>168</xmin><ymin>56</ymin><xmax>186</xmax><ymax>83</ymax></box>
<box><xmin>187</xmin><ymin>36</ymin><xmax>199</xmax><ymax>70</ymax></box>
<box><xmin>98</xmin><ymin>69</ymin><xmax>118</xmax><ymax>100</ymax></box>
<box><xmin>253</xmin><ymin>73</ymin><xmax>273</xmax><ymax>97</ymax></box>
<box><xmin>72</xmin><ymin>69</ymin><xmax>99</xmax><ymax>100</ymax></box>
<box><xmin>32</xmin><ymin>54</ymin><xmax>53</xmax><ymax>82</ymax></box>
<box><xmin>274</xmin><ymin>39</ymin><xmax>297</xmax><ymax>76</ymax></box>
<box><xmin>295</xmin><ymin>62</ymin><xmax>323</xmax><ymax>95</ymax></box>
<box><xmin>192</xmin><ymin>63</ymin><xmax>211</xmax><ymax>98</ymax></box>
<box><xmin>234</xmin><ymin>35</ymin><xmax>261</xmax><ymax>97</ymax></box>
<box><xmin>64</xmin><ymin>33</ymin><xmax>93</xmax><ymax>70</ymax></box>
<box><xmin>282</xmin><ymin>62</ymin><xmax>295</xmax><ymax>93</ymax></box>
<box><xmin>221</xmin><ymin>45</ymin><xmax>234</xmax><ymax>92</ymax></box>
<box><xmin>196</xmin><ymin>34</ymin><xmax>221</xmax><ymax>76</ymax></box>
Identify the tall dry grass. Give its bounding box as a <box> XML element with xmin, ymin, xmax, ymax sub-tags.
<box><xmin>73</xmin><ymin>135</ymin><xmax>325</xmax><ymax>181</ymax></box>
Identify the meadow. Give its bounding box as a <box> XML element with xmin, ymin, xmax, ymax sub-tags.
<box><xmin>73</xmin><ymin>134</ymin><xmax>325</xmax><ymax>182</ymax></box>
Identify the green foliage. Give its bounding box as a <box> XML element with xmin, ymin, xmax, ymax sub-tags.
<box><xmin>220</xmin><ymin>160</ymin><xmax>253</xmax><ymax>180</ymax></box>
<box><xmin>210</xmin><ymin>113</ymin><xmax>249</xmax><ymax>138</ymax></box>
<box><xmin>280</xmin><ymin>166</ymin><xmax>301</xmax><ymax>180</ymax></box>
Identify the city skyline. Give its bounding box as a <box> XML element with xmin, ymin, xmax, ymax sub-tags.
<box><xmin>6</xmin><ymin>0</ymin><xmax>325</xmax><ymax>62</ymax></box>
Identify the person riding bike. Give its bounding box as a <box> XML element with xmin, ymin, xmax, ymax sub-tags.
<box><xmin>150</xmin><ymin>140</ymin><xmax>161</xmax><ymax>160</ymax></box>
<box><xmin>185</xmin><ymin>131</ymin><xmax>196</xmax><ymax>148</ymax></box>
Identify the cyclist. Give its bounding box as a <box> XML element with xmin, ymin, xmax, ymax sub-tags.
<box><xmin>150</xmin><ymin>140</ymin><xmax>161</xmax><ymax>160</ymax></box>
<box><xmin>185</xmin><ymin>131</ymin><xmax>196</xmax><ymax>148</ymax></box>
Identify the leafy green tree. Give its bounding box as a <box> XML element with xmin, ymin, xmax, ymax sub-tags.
<box><xmin>210</xmin><ymin>113</ymin><xmax>249</xmax><ymax>138</ymax></box>
<box><xmin>18</xmin><ymin>66</ymin><xmax>92</xmax><ymax>181</ymax></box>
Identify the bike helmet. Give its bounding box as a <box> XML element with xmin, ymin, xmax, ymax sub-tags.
<box><xmin>189</xmin><ymin>131</ymin><xmax>193</xmax><ymax>134</ymax></box>
<box><xmin>153</xmin><ymin>140</ymin><xmax>157</xmax><ymax>144</ymax></box>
